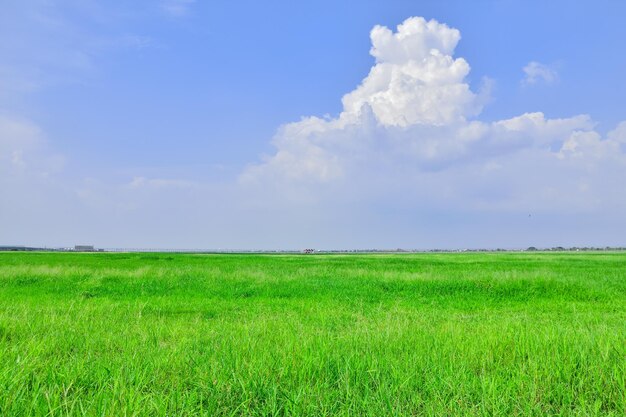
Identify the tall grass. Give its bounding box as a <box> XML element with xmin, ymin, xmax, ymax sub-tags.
<box><xmin>0</xmin><ymin>252</ymin><xmax>624</xmax><ymax>416</ymax></box>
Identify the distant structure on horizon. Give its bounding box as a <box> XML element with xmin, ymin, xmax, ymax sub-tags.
<box><xmin>301</xmin><ymin>249</ymin><xmax>316</xmax><ymax>254</ymax></box>
<box><xmin>74</xmin><ymin>245</ymin><xmax>95</xmax><ymax>252</ymax></box>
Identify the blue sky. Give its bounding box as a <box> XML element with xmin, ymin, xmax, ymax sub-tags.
<box><xmin>2</xmin><ymin>0</ymin><xmax>626</xmax><ymax>249</ymax></box>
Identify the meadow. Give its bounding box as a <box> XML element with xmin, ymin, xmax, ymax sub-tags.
<box><xmin>0</xmin><ymin>252</ymin><xmax>624</xmax><ymax>416</ymax></box>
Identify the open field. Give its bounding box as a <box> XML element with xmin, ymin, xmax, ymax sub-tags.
<box><xmin>0</xmin><ymin>252</ymin><xmax>624</xmax><ymax>416</ymax></box>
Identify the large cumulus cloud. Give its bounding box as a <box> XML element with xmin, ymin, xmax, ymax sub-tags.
<box><xmin>242</xmin><ymin>17</ymin><xmax>626</xmax><ymax>216</ymax></box>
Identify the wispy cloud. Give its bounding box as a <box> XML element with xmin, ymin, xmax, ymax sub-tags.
<box><xmin>522</xmin><ymin>61</ymin><xmax>558</xmax><ymax>85</ymax></box>
<box><xmin>128</xmin><ymin>176</ymin><xmax>195</xmax><ymax>189</ymax></box>
<box><xmin>160</xmin><ymin>0</ymin><xmax>196</xmax><ymax>17</ymax></box>
<box><xmin>0</xmin><ymin>2</ymin><xmax>154</xmax><ymax>96</ymax></box>
<box><xmin>0</xmin><ymin>113</ymin><xmax>65</xmax><ymax>178</ymax></box>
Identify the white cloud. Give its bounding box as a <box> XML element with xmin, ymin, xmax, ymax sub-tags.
<box><xmin>160</xmin><ymin>0</ymin><xmax>196</xmax><ymax>17</ymax></box>
<box><xmin>242</xmin><ymin>17</ymin><xmax>626</xmax><ymax>218</ymax></box>
<box><xmin>0</xmin><ymin>114</ymin><xmax>64</xmax><ymax>177</ymax></box>
<box><xmin>0</xmin><ymin>2</ymin><xmax>156</xmax><ymax>97</ymax></box>
<box><xmin>522</xmin><ymin>61</ymin><xmax>558</xmax><ymax>85</ymax></box>
<box><xmin>127</xmin><ymin>176</ymin><xmax>195</xmax><ymax>189</ymax></box>
<box><xmin>343</xmin><ymin>17</ymin><xmax>480</xmax><ymax>128</ymax></box>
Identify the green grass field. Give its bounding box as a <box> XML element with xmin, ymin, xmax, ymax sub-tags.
<box><xmin>0</xmin><ymin>252</ymin><xmax>624</xmax><ymax>416</ymax></box>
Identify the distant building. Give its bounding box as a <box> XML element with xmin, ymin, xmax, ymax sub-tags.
<box><xmin>74</xmin><ymin>245</ymin><xmax>95</xmax><ymax>252</ymax></box>
<box><xmin>0</xmin><ymin>246</ymin><xmax>30</xmax><ymax>251</ymax></box>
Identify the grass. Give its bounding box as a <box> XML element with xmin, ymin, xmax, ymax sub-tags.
<box><xmin>0</xmin><ymin>252</ymin><xmax>624</xmax><ymax>416</ymax></box>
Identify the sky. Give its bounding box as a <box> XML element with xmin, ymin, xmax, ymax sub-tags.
<box><xmin>2</xmin><ymin>0</ymin><xmax>626</xmax><ymax>250</ymax></box>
